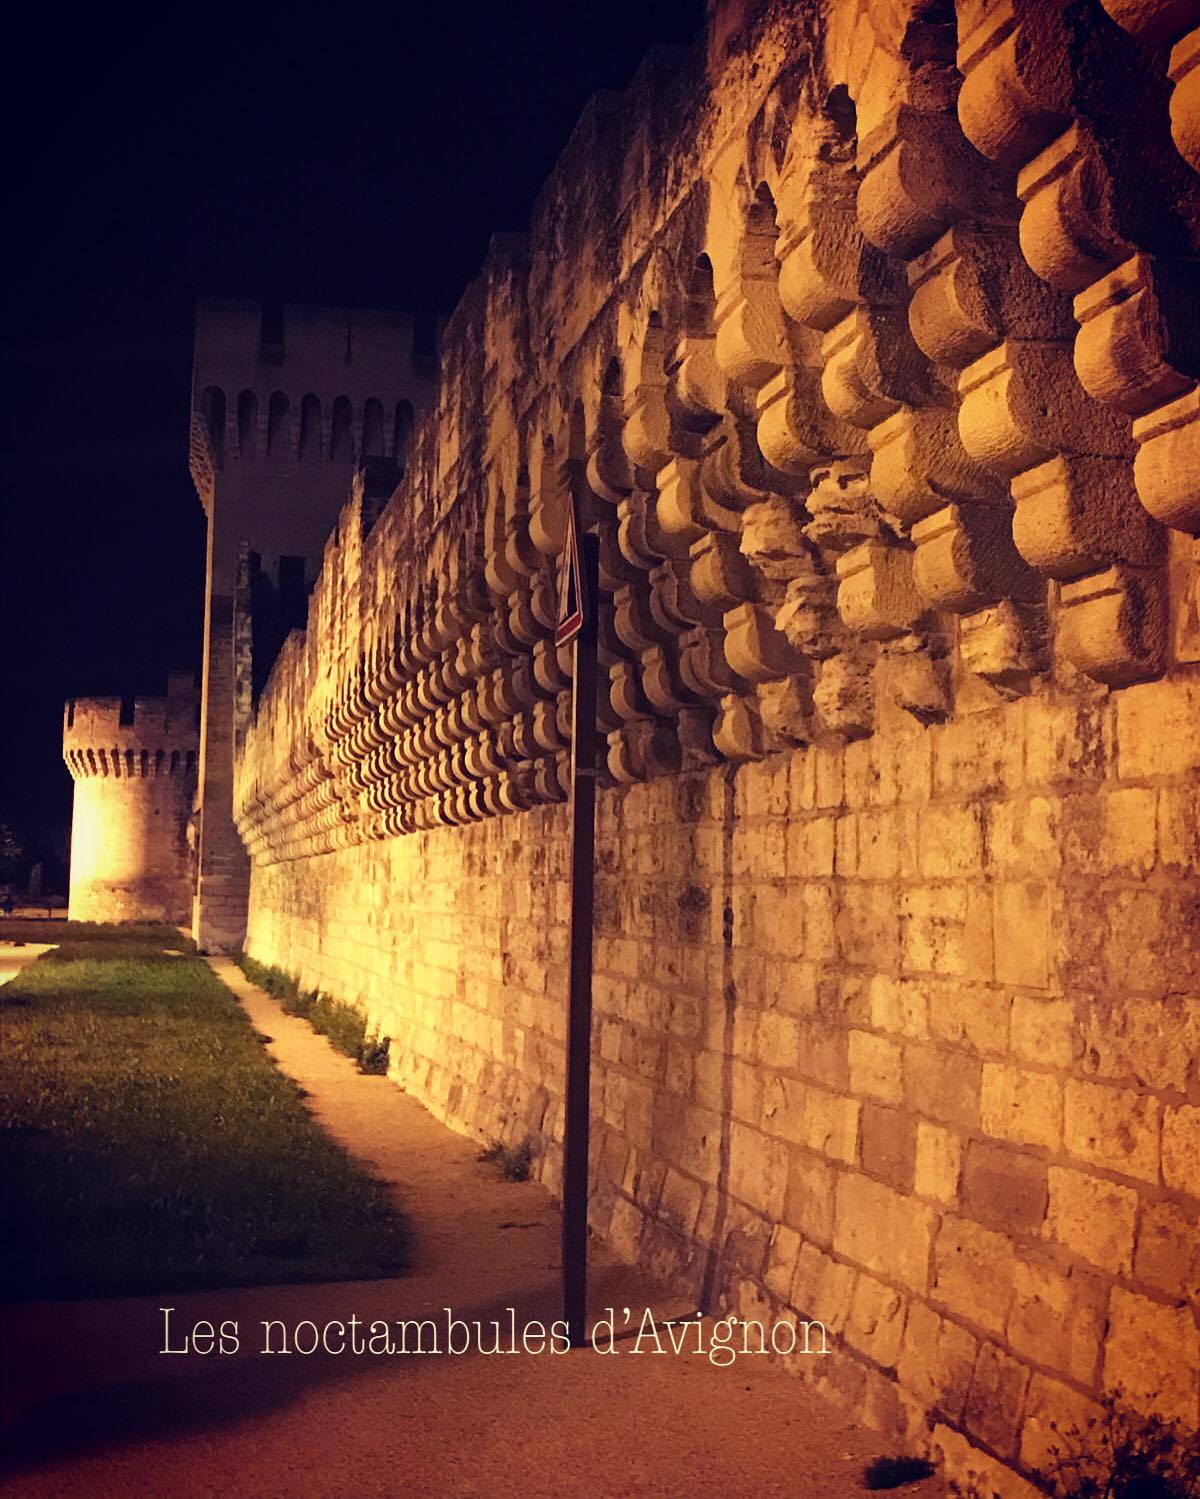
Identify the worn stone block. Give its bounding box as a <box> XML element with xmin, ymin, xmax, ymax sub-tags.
<box><xmin>1081</xmin><ymin>994</ymin><xmax>1200</xmax><ymax>1091</ymax></box>
<box><xmin>1024</xmin><ymin>700</ymin><xmax>1107</xmax><ymax>788</ymax></box>
<box><xmin>1009</xmin><ymin>993</ymin><xmax>1078</xmax><ymax>1069</ymax></box>
<box><xmin>860</xmin><ymin>1103</ymin><xmax>916</xmax><ymax>1192</ymax></box>
<box><xmin>901</xmin><ymin>884</ymin><xmax>994</xmax><ymax>980</ymax></box>
<box><xmin>783</xmin><ymin>1149</ymin><xmax>835</xmax><ymax>1245</ymax></box>
<box><xmin>786</xmin><ymin>815</ymin><xmax>836</xmax><ymax>878</ymax></box>
<box><xmin>1007</xmin><ymin>1255</ymin><xmax>1104</xmax><ymax>1386</ymax></box>
<box><xmin>933</xmin><ymin>1217</ymin><xmax>1016</xmax><ymax>1336</ymax></box>
<box><xmin>904</xmin><ymin>1044</ymin><xmax>982</xmax><ymax>1129</ymax></box>
<box><xmin>1019</xmin><ymin>1374</ymin><xmax>1104</xmax><ymax>1483</ymax></box>
<box><xmin>963</xmin><ymin>1341</ymin><xmax>1031</xmax><ymax>1460</ymax></box>
<box><xmin>765</xmin><ymin>1224</ymin><xmax>803</xmax><ymax>1302</ymax></box>
<box><xmin>1064</xmin><ymin>1081</ymin><xmax>1161</xmax><ymax>1184</ymax></box>
<box><xmin>929</xmin><ymin>982</ymin><xmax>1010</xmax><ymax>1056</ymax></box>
<box><xmin>728</xmin><ymin>1121</ymin><xmax>789</xmax><ymax>1219</ymax></box>
<box><xmin>868</xmin><ymin>974</ymin><xmax>929</xmax><ymax>1039</ymax></box>
<box><xmin>897</xmin><ymin>1301</ymin><xmax>978</xmax><ymax>1423</ymax></box>
<box><xmin>915</xmin><ymin>1122</ymin><xmax>962</xmax><ymax>1205</ymax></box>
<box><xmin>962</xmin><ymin>1140</ymin><xmax>1048</xmax><ymax>1236</ymax></box>
<box><xmin>836</xmin><ymin>884</ymin><xmax>901</xmax><ymax>972</ymax></box>
<box><xmin>845</xmin><ymin>1273</ymin><xmax>907</xmax><ymax>1370</ymax></box>
<box><xmin>981</xmin><ymin>1064</ymin><xmax>1062</xmax><ymax>1152</ymax></box>
<box><xmin>1045</xmin><ymin>1166</ymin><xmax>1138</xmax><ymax>1277</ymax></box>
<box><xmin>1104</xmin><ymin>1287</ymin><xmax>1200</xmax><ymax>1427</ymax></box>
<box><xmin>1159</xmin><ymin>786</ymin><xmax>1200</xmax><ymax>874</ymax></box>
<box><xmin>1117</xmin><ymin>678</ymin><xmax>1200</xmax><ymax>781</ymax></box>
<box><xmin>802</xmin><ymin>1088</ymin><xmax>860</xmax><ymax>1165</ymax></box>
<box><xmin>987</xmin><ymin>798</ymin><xmax>1061</xmax><ymax>878</ymax></box>
<box><xmin>790</xmin><ymin>1242</ymin><xmax>856</xmax><ymax>1333</ymax></box>
<box><xmin>918</xmin><ymin>803</ymin><xmax>986</xmax><ymax>878</ymax></box>
<box><xmin>1062</xmin><ymin>787</ymin><xmax>1158</xmax><ymax>877</ymax></box>
<box><xmin>933</xmin><ymin>1422</ymin><xmax>1045</xmax><ymax>1499</ymax></box>
<box><xmin>1134</xmin><ymin>1198</ymin><xmax>1200</xmax><ymax>1302</ymax></box>
<box><xmin>993</xmin><ymin>882</ymin><xmax>1050</xmax><ymax>988</ymax></box>
<box><xmin>834</xmin><ymin>1173</ymin><xmax>935</xmax><ymax>1294</ymax></box>
<box><xmin>848</xmin><ymin>1029</ymin><xmax>903</xmax><ymax>1103</ymax></box>
<box><xmin>1162</xmin><ymin>1103</ymin><xmax>1200</xmax><ymax>1198</ymax></box>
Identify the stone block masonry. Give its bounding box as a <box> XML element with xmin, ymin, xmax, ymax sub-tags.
<box><xmin>243</xmin><ymin>680</ymin><xmax>1200</xmax><ymax>1487</ymax></box>
<box><xmin>216</xmin><ymin>0</ymin><xmax>1200</xmax><ymax>1489</ymax></box>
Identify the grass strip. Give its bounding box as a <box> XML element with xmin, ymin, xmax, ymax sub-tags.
<box><xmin>0</xmin><ymin>923</ymin><xmax>408</xmax><ymax>1301</ymax></box>
<box><xmin>235</xmin><ymin>954</ymin><xmax>389</xmax><ymax>1074</ymax></box>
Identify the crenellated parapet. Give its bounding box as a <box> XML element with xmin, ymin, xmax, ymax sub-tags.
<box><xmin>233</xmin><ymin>0</ymin><xmax>1200</xmax><ymax>871</ymax></box>
<box><xmin>188</xmin><ymin>301</ymin><xmax>435</xmax><ymax>515</ymax></box>
<box><xmin>63</xmin><ymin>670</ymin><xmax>199</xmax><ymax>782</ymax></box>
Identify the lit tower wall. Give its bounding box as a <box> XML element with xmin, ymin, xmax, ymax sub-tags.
<box><xmin>62</xmin><ymin>671</ymin><xmax>200</xmax><ymax>924</ymax></box>
<box><xmin>187</xmin><ymin>300</ymin><xmax>435</xmax><ymax>950</ymax></box>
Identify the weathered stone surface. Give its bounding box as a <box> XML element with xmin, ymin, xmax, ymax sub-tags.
<box><xmin>897</xmin><ymin>1301</ymin><xmax>978</xmax><ymax>1424</ymax></box>
<box><xmin>1044</xmin><ymin>1166</ymin><xmax>1139</xmax><ymax>1279</ymax></box>
<box><xmin>980</xmin><ymin>1064</ymin><xmax>1063</xmax><ymax>1153</ymax></box>
<box><xmin>933</xmin><ymin>1218</ymin><xmax>1016</xmax><ymax>1338</ymax></box>
<box><xmin>1007</xmin><ymin>1256</ymin><xmax>1105</xmax><ymax>1387</ymax></box>
<box><xmin>963</xmin><ymin>1341</ymin><xmax>1031</xmax><ymax>1460</ymax></box>
<box><xmin>962</xmin><ymin>1141</ymin><xmax>1048</xmax><ymax>1236</ymax></box>
<box><xmin>1162</xmin><ymin>1103</ymin><xmax>1200</xmax><ymax>1197</ymax></box>
<box><xmin>834</xmin><ymin>1174</ymin><xmax>934</xmax><ymax>1295</ymax></box>
<box><xmin>915</xmin><ymin>1122</ymin><xmax>963</xmax><ymax>1207</ymax></box>
<box><xmin>1134</xmin><ymin>1198</ymin><xmax>1200</xmax><ymax>1303</ymax></box>
<box><xmin>1104</xmin><ymin>1287</ymin><xmax>1200</xmax><ymax>1427</ymax></box>
<box><xmin>1064</xmin><ymin>1081</ymin><xmax>1162</xmax><ymax>1184</ymax></box>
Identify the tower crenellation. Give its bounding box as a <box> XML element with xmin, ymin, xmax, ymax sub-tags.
<box><xmin>63</xmin><ymin>671</ymin><xmax>200</xmax><ymax>781</ymax></box>
<box><xmin>189</xmin><ymin>300</ymin><xmax>432</xmax><ymax>509</ymax></box>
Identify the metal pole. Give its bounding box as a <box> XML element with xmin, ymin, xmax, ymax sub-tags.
<box><xmin>562</xmin><ymin>530</ymin><xmax>600</xmax><ymax>1348</ymax></box>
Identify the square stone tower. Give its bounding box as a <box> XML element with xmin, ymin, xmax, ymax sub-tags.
<box><xmin>187</xmin><ymin>300</ymin><xmax>435</xmax><ymax>949</ymax></box>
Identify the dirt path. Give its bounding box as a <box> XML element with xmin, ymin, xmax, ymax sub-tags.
<box><xmin>0</xmin><ymin>956</ymin><xmax>945</xmax><ymax>1498</ymax></box>
<box><xmin>0</xmin><ymin>943</ymin><xmax>56</xmax><ymax>986</ymax></box>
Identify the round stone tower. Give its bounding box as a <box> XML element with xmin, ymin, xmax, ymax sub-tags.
<box><xmin>63</xmin><ymin>671</ymin><xmax>200</xmax><ymax>924</ymax></box>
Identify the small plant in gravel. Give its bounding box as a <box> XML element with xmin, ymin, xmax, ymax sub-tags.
<box><xmin>1041</xmin><ymin>1394</ymin><xmax>1200</xmax><ymax>1497</ymax></box>
<box><xmin>477</xmin><ymin>1137</ymin><xmax>534</xmax><ymax>1181</ymax></box>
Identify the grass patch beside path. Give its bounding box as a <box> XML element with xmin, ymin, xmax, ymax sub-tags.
<box><xmin>0</xmin><ymin>924</ymin><xmax>408</xmax><ymax>1302</ymax></box>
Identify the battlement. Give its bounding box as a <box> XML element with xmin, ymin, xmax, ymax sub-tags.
<box><xmin>190</xmin><ymin>299</ymin><xmax>436</xmax><ymax>484</ymax></box>
<box><xmin>63</xmin><ymin>671</ymin><xmax>199</xmax><ymax>780</ymax></box>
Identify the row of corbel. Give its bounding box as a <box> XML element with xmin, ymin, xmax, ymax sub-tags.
<box><xmin>232</xmin><ymin>0</ymin><xmax>1200</xmax><ymax>862</ymax></box>
<box><xmin>63</xmin><ymin>746</ymin><xmax>195</xmax><ymax>782</ymax></box>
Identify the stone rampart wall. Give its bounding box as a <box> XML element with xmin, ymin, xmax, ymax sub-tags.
<box><xmin>228</xmin><ymin>0</ymin><xmax>1200</xmax><ymax>1487</ymax></box>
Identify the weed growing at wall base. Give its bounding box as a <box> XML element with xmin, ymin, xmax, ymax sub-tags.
<box><xmin>236</xmin><ymin>953</ymin><xmax>391</xmax><ymax>1075</ymax></box>
<box><xmin>477</xmin><ymin>1137</ymin><xmax>534</xmax><ymax>1181</ymax></box>
<box><xmin>1044</xmin><ymin>1394</ymin><xmax>1200</xmax><ymax>1497</ymax></box>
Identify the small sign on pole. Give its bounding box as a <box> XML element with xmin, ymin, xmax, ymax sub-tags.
<box><xmin>558</xmin><ymin>491</ymin><xmax>599</xmax><ymax>1349</ymax></box>
<box><xmin>555</xmin><ymin>496</ymin><xmax>587</xmax><ymax>648</ymax></box>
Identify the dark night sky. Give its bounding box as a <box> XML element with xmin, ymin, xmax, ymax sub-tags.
<box><xmin>0</xmin><ymin>0</ymin><xmax>702</xmax><ymax>885</ymax></box>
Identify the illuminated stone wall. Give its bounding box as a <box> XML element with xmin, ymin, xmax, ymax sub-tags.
<box><xmin>63</xmin><ymin>673</ymin><xmax>199</xmax><ymax>924</ymax></box>
<box><xmin>226</xmin><ymin>0</ymin><xmax>1200</xmax><ymax>1486</ymax></box>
